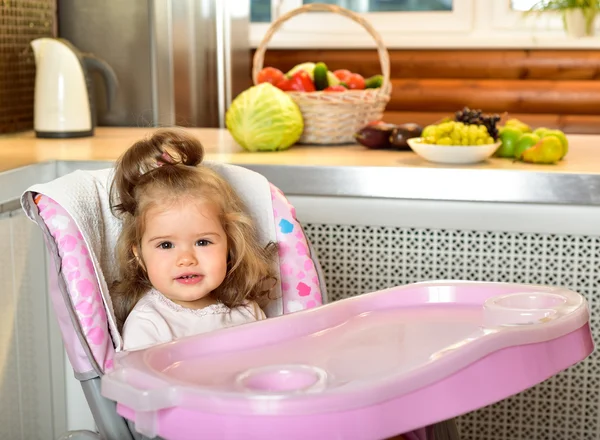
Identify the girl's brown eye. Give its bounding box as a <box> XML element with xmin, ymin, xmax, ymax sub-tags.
<box><xmin>158</xmin><ymin>242</ymin><xmax>173</xmax><ymax>249</ymax></box>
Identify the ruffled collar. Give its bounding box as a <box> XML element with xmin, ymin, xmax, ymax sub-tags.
<box><xmin>149</xmin><ymin>289</ymin><xmax>231</xmax><ymax>316</ymax></box>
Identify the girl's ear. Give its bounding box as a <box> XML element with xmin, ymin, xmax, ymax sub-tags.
<box><xmin>132</xmin><ymin>245</ymin><xmax>146</xmax><ymax>270</ymax></box>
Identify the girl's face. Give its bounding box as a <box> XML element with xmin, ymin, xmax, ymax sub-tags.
<box><xmin>134</xmin><ymin>198</ymin><xmax>228</xmax><ymax>309</ymax></box>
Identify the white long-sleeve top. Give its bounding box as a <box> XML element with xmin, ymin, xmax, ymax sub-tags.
<box><xmin>122</xmin><ymin>289</ymin><xmax>266</xmax><ymax>351</ymax></box>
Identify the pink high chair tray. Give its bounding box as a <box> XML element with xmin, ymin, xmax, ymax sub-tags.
<box><xmin>102</xmin><ymin>281</ymin><xmax>593</xmax><ymax>440</ymax></box>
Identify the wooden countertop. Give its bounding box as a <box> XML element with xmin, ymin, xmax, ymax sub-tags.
<box><xmin>0</xmin><ymin>127</ymin><xmax>599</xmax><ymax>175</ymax></box>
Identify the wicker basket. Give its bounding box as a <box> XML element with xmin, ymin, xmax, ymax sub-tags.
<box><xmin>252</xmin><ymin>3</ymin><xmax>391</xmax><ymax>145</ymax></box>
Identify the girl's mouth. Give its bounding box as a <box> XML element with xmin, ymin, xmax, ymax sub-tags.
<box><xmin>175</xmin><ymin>274</ymin><xmax>203</xmax><ymax>285</ymax></box>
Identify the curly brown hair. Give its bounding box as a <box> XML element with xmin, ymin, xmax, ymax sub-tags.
<box><xmin>109</xmin><ymin>129</ymin><xmax>277</xmax><ymax>332</ymax></box>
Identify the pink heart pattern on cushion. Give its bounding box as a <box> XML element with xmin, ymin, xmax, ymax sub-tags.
<box><xmin>36</xmin><ymin>195</ymin><xmax>114</xmax><ymax>374</ymax></box>
<box><xmin>270</xmin><ymin>184</ymin><xmax>323</xmax><ymax>314</ymax></box>
<box><xmin>297</xmin><ymin>282</ymin><xmax>311</xmax><ymax>297</ymax></box>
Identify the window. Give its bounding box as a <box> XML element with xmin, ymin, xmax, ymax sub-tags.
<box><xmin>301</xmin><ymin>0</ymin><xmax>452</xmax><ymax>13</ymax></box>
<box><xmin>250</xmin><ymin>0</ymin><xmax>471</xmax><ymax>47</ymax></box>
<box><xmin>251</xmin><ymin>0</ymin><xmax>453</xmax><ymax>21</ymax></box>
<box><xmin>250</xmin><ymin>0</ymin><xmax>600</xmax><ymax>49</ymax></box>
<box><xmin>251</xmin><ymin>0</ymin><xmax>271</xmax><ymax>22</ymax></box>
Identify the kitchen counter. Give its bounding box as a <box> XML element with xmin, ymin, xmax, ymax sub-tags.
<box><xmin>1</xmin><ymin>127</ymin><xmax>599</xmax><ymax>205</ymax></box>
<box><xmin>2</xmin><ymin>128</ymin><xmax>599</xmax><ymax>440</ymax></box>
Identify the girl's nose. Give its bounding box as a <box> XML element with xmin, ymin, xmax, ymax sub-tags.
<box><xmin>177</xmin><ymin>249</ymin><xmax>198</xmax><ymax>266</ymax></box>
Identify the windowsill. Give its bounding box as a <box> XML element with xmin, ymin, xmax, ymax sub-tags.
<box><xmin>250</xmin><ymin>31</ymin><xmax>600</xmax><ymax>50</ymax></box>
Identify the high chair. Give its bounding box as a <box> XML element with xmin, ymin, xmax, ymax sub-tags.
<box><xmin>21</xmin><ymin>163</ymin><xmax>592</xmax><ymax>440</ymax></box>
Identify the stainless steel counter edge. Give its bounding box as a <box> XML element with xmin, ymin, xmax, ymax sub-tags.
<box><xmin>245</xmin><ymin>164</ymin><xmax>600</xmax><ymax>206</ymax></box>
<box><xmin>2</xmin><ymin>160</ymin><xmax>600</xmax><ymax>210</ymax></box>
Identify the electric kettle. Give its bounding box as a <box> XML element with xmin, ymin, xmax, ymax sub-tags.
<box><xmin>31</xmin><ymin>38</ymin><xmax>118</xmax><ymax>138</ymax></box>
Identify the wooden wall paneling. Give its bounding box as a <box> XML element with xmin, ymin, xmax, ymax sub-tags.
<box><xmin>388</xmin><ymin>79</ymin><xmax>600</xmax><ymax>114</ymax></box>
<box><xmin>259</xmin><ymin>50</ymin><xmax>600</xmax><ymax>80</ymax></box>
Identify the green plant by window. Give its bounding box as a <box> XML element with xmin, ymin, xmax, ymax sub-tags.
<box><xmin>527</xmin><ymin>0</ymin><xmax>599</xmax><ymax>35</ymax></box>
<box><xmin>528</xmin><ymin>0</ymin><xmax>599</xmax><ymax>10</ymax></box>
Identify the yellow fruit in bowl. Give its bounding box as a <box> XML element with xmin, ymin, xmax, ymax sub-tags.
<box><xmin>422</xmin><ymin>125</ymin><xmax>437</xmax><ymax>139</ymax></box>
<box><xmin>420</xmin><ymin>121</ymin><xmax>493</xmax><ymax>147</ymax></box>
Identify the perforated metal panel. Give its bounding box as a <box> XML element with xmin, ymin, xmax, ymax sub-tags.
<box><xmin>303</xmin><ymin>224</ymin><xmax>599</xmax><ymax>440</ymax></box>
<box><xmin>0</xmin><ymin>0</ymin><xmax>56</xmax><ymax>134</ymax></box>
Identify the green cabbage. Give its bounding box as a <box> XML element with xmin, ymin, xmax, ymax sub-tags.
<box><xmin>226</xmin><ymin>83</ymin><xmax>304</xmax><ymax>152</ymax></box>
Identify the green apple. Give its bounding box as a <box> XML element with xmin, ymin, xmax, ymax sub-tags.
<box><xmin>521</xmin><ymin>135</ymin><xmax>563</xmax><ymax>164</ymax></box>
<box><xmin>505</xmin><ymin>118</ymin><xmax>531</xmax><ymax>133</ymax></box>
<box><xmin>496</xmin><ymin>126</ymin><xmax>523</xmax><ymax>158</ymax></box>
<box><xmin>514</xmin><ymin>133</ymin><xmax>540</xmax><ymax>159</ymax></box>
<box><xmin>542</xmin><ymin>129</ymin><xmax>568</xmax><ymax>159</ymax></box>
<box><xmin>533</xmin><ymin>127</ymin><xmax>550</xmax><ymax>138</ymax></box>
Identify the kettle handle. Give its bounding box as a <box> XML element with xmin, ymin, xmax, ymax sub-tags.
<box><xmin>83</xmin><ymin>54</ymin><xmax>118</xmax><ymax>112</ymax></box>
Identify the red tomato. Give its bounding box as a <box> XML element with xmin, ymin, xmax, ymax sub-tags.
<box><xmin>257</xmin><ymin>67</ymin><xmax>285</xmax><ymax>85</ymax></box>
<box><xmin>367</xmin><ymin>120</ymin><xmax>384</xmax><ymax>126</ymax></box>
<box><xmin>324</xmin><ymin>85</ymin><xmax>346</xmax><ymax>92</ymax></box>
<box><xmin>345</xmin><ymin>73</ymin><xmax>366</xmax><ymax>90</ymax></box>
<box><xmin>333</xmin><ymin>69</ymin><xmax>352</xmax><ymax>82</ymax></box>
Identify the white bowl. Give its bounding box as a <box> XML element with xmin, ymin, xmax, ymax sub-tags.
<box><xmin>407</xmin><ymin>138</ymin><xmax>501</xmax><ymax>165</ymax></box>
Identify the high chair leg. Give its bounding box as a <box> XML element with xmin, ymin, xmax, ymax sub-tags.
<box><xmin>80</xmin><ymin>377</ymin><xmax>135</xmax><ymax>440</ymax></box>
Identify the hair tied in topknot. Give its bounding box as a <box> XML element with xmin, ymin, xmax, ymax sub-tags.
<box><xmin>110</xmin><ymin>129</ymin><xmax>206</xmax><ymax>217</ymax></box>
<box><xmin>156</xmin><ymin>150</ymin><xmax>176</xmax><ymax>167</ymax></box>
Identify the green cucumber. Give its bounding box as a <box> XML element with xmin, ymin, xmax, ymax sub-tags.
<box><xmin>313</xmin><ymin>62</ymin><xmax>329</xmax><ymax>91</ymax></box>
<box><xmin>365</xmin><ymin>74</ymin><xmax>383</xmax><ymax>89</ymax></box>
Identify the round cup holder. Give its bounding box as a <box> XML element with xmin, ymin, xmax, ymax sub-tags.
<box><xmin>483</xmin><ymin>292</ymin><xmax>567</xmax><ymax>327</ymax></box>
<box><xmin>235</xmin><ymin>364</ymin><xmax>327</xmax><ymax>394</ymax></box>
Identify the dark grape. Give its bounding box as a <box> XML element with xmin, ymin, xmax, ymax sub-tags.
<box><xmin>454</xmin><ymin>107</ymin><xmax>500</xmax><ymax>140</ymax></box>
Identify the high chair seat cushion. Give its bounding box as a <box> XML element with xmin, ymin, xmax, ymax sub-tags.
<box><xmin>21</xmin><ymin>163</ymin><xmax>323</xmax><ymax>356</ymax></box>
<box><xmin>31</xmin><ymin>194</ymin><xmax>116</xmax><ymax>375</ymax></box>
<box><xmin>23</xmin><ymin>168</ymin><xmax>124</xmax><ymax>349</ymax></box>
<box><xmin>269</xmin><ymin>183</ymin><xmax>323</xmax><ymax>313</ymax></box>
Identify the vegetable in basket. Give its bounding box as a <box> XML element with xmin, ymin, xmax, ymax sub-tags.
<box><xmin>225</xmin><ymin>83</ymin><xmax>304</xmax><ymax>152</ymax></box>
<box><xmin>365</xmin><ymin>74</ymin><xmax>383</xmax><ymax>89</ymax></box>
<box><xmin>286</xmin><ymin>62</ymin><xmax>341</xmax><ymax>89</ymax></box>
<box><xmin>276</xmin><ymin>70</ymin><xmax>316</xmax><ymax>92</ymax></box>
<box><xmin>257</xmin><ymin>62</ymin><xmax>381</xmax><ymax>93</ymax></box>
<box><xmin>333</xmin><ymin>69</ymin><xmax>369</xmax><ymax>90</ymax></box>
<box><xmin>312</xmin><ymin>62</ymin><xmax>329</xmax><ymax>91</ymax></box>
<box><xmin>257</xmin><ymin>67</ymin><xmax>285</xmax><ymax>86</ymax></box>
